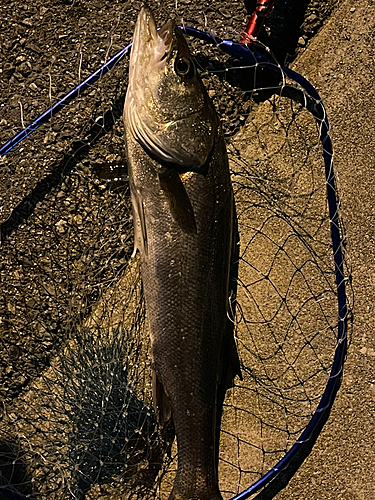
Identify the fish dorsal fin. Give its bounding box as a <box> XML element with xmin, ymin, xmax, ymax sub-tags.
<box><xmin>158</xmin><ymin>168</ymin><xmax>197</xmax><ymax>235</ymax></box>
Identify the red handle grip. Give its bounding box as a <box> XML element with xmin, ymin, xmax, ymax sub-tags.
<box><xmin>239</xmin><ymin>0</ymin><xmax>278</xmax><ymax>44</ymax></box>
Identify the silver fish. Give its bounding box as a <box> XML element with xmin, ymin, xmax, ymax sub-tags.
<box><xmin>123</xmin><ymin>7</ymin><xmax>241</xmax><ymax>500</ymax></box>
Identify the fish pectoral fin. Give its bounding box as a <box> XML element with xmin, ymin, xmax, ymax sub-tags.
<box><xmin>152</xmin><ymin>369</ymin><xmax>174</xmax><ymax>437</ymax></box>
<box><xmin>158</xmin><ymin>168</ymin><xmax>197</xmax><ymax>235</ymax></box>
<box><xmin>131</xmin><ymin>188</ymin><xmax>148</xmax><ymax>256</ymax></box>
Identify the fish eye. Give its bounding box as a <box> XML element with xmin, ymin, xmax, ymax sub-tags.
<box><xmin>175</xmin><ymin>56</ymin><xmax>194</xmax><ymax>78</ymax></box>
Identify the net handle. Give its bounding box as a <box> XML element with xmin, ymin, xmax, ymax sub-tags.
<box><xmin>239</xmin><ymin>0</ymin><xmax>279</xmax><ymax>44</ymax></box>
<box><xmin>0</xmin><ymin>42</ymin><xmax>132</xmax><ymax>158</ymax></box>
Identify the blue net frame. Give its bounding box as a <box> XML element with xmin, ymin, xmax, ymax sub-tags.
<box><xmin>0</xmin><ymin>27</ymin><xmax>348</xmax><ymax>500</ymax></box>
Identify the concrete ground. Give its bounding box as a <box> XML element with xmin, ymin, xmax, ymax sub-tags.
<box><xmin>274</xmin><ymin>1</ymin><xmax>375</xmax><ymax>498</ymax></box>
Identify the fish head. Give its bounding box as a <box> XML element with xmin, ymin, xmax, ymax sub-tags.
<box><xmin>124</xmin><ymin>6</ymin><xmax>218</xmax><ymax>171</ymax></box>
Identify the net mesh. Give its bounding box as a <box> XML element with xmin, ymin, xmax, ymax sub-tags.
<box><xmin>0</xmin><ymin>2</ymin><xmax>351</xmax><ymax>499</ymax></box>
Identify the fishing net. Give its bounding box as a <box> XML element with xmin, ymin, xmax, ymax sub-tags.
<box><xmin>0</xmin><ymin>1</ymin><xmax>352</xmax><ymax>499</ymax></box>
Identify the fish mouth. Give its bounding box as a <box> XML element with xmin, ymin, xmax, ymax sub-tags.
<box><xmin>126</xmin><ymin>7</ymin><xmax>215</xmax><ymax>169</ymax></box>
<box><xmin>134</xmin><ymin>9</ymin><xmax>204</xmax><ymax>120</ymax></box>
<box><xmin>132</xmin><ymin>7</ymin><xmax>175</xmax><ymax>66</ymax></box>
<box><xmin>133</xmin><ymin>6</ymin><xmax>158</xmax><ymax>47</ymax></box>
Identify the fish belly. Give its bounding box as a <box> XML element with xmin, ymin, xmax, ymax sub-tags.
<box><xmin>128</xmin><ymin>136</ymin><xmax>232</xmax><ymax>500</ymax></box>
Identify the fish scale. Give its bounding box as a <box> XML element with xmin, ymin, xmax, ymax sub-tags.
<box><xmin>124</xmin><ymin>7</ymin><xmax>241</xmax><ymax>500</ymax></box>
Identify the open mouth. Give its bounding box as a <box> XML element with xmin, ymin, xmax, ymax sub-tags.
<box><xmin>132</xmin><ymin>7</ymin><xmax>175</xmax><ymax>64</ymax></box>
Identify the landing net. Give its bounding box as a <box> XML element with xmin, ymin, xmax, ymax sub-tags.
<box><xmin>0</xmin><ymin>2</ymin><xmax>351</xmax><ymax>499</ymax></box>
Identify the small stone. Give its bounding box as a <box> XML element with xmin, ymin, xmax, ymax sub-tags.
<box><xmin>26</xmin><ymin>298</ymin><xmax>37</xmax><ymax>308</ymax></box>
<box><xmin>298</xmin><ymin>37</ymin><xmax>306</xmax><ymax>46</ymax></box>
<box><xmin>350</xmin><ymin>7</ymin><xmax>356</xmax><ymax>13</ymax></box>
<box><xmin>52</xmin><ymin>123</ymin><xmax>62</xmax><ymax>132</ymax></box>
<box><xmin>73</xmin><ymin>214</ymin><xmax>83</xmax><ymax>226</ymax></box>
<box><xmin>43</xmin><ymin>131</ymin><xmax>57</xmax><ymax>144</ymax></box>
<box><xmin>3</xmin><ymin>64</ymin><xmax>15</xmax><ymax>79</ymax></box>
<box><xmin>218</xmin><ymin>8</ymin><xmax>231</xmax><ymax>19</ymax></box>
<box><xmin>3</xmin><ymin>40</ymin><xmax>13</xmax><ymax>51</ymax></box>
<box><xmin>306</xmin><ymin>13</ymin><xmax>318</xmax><ymax>24</ymax></box>
<box><xmin>56</xmin><ymin>219</ymin><xmax>68</xmax><ymax>234</ymax></box>
<box><xmin>27</xmin><ymin>43</ymin><xmax>41</xmax><ymax>54</ymax></box>
<box><xmin>19</xmin><ymin>61</ymin><xmax>32</xmax><ymax>76</ymax></box>
<box><xmin>360</xmin><ymin>347</ymin><xmax>367</xmax><ymax>355</ymax></box>
<box><xmin>78</xmin><ymin>16</ymin><xmax>88</xmax><ymax>27</ymax></box>
<box><xmin>21</xmin><ymin>18</ymin><xmax>33</xmax><ymax>27</ymax></box>
<box><xmin>29</xmin><ymin>82</ymin><xmax>38</xmax><ymax>91</ymax></box>
<box><xmin>17</xmin><ymin>375</ymin><xmax>28</xmax><ymax>386</ymax></box>
<box><xmin>368</xmin><ymin>348</ymin><xmax>375</xmax><ymax>356</ymax></box>
<box><xmin>16</xmin><ymin>24</ymin><xmax>26</xmax><ymax>34</ymax></box>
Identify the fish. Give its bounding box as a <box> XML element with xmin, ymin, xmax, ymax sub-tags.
<box><xmin>123</xmin><ymin>7</ymin><xmax>241</xmax><ymax>500</ymax></box>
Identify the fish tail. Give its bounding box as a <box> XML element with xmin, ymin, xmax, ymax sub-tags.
<box><xmin>168</xmin><ymin>470</ymin><xmax>223</xmax><ymax>500</ymax></box>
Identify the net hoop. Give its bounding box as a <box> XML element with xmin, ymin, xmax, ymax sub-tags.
<box><xmin>0</xmin><ymin>27</ymin><xmax>348</xmax><ymax>500</ymax></box>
